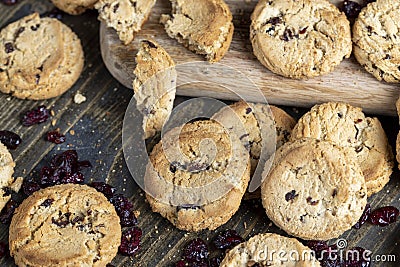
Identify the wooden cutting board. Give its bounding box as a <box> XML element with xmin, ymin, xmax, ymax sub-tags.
<box><xmin>100</xmin><ymin>0</ymin><xmax>400</xmax><ymax>116</ymax></box>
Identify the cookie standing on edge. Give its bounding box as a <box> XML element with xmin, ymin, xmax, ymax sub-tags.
<box><xmin>353</xmin><ymin>0</ymin><xmax>400</xmax><ymax>82</ymax></box>
<box><xmin>133</xmin><ymin>40</ymin><xmax>176</xmax><ymax>139</ymax></box>
<box><xmin>290</xmin><ymin>102</ymin><xmax>393</xmax><ymax>196</ymax></box>
<box><xmin>95</xmin><ymin>0</ymin><xmax>157</xmax><ymax>45</ymax></box>
<box><xmin>0</xmin><ymin>13</ymin><xmax>84</xmax><ymax>100</ymax></box>
<box><xmin>51</xmin><ymin>0</ymin><xmax>98</xmax><ymax>15</ymax></box>
<box><xmin>161</xmin><ymin>0</ymin><xmax>234</xmax><ymax>63</ymax></box>
<box><xmin>145</xmin><ymin>120</ymin><xmax>250</xmax><ymax>231</ymax></box>
<box><xmin>220</xmin><ymin>233</ymin><xmax>320</xmax><ymax>266</ymax></box>
<box><xmin>261</xmin><ymin>138</ymin><xmax>367</xmax><ymax>240</ymax></box>
<box><xmin>396</xmin><ymin>97</ymin><xmax>400</xmax><ymax>169</ymax></box>
<box><xmin>250</xmin><ymin>0</ymin><xmax>352</xmax><ymax>79</ymax></box>
<box><xmin>9</xmin><ymin>184</ymin><xmax>121</xmax><ymax>267</ymax></box>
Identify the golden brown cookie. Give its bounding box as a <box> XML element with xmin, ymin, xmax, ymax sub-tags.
<box><xmin>51</xmin><ymin>0</ymin><xmax>98</xmax><ymax>15</ymax></box>
<box><xmin>250</xmin><ymin>0</ymin><xmax>352</xmax><ymax>79</ymax></box>
<box><xmin>261</xmin><ymin>138</ymin><xmax>367</xmax><ymax>240</ymax></box>
<box><xmin>145</xmin><ymin>120</ymin><xmax>250</xmax><ymax>231</ymax></box>
<box><xmin>9</xmin><ymin>184</ymin><xmax>121</xmax><ymax>267</ymax></box>
<box><xmin>290</xmin><ymin>102</ymin><xmax>393</xmax><ymax>196</ymax></box>
<box><xmin>0</xmin><ymin>13</ymin><xmax>84</xmax><ymax>100</ymax></box>
<box><xmin>161</xmin><ymin>0</ymin><xmax>234</xmax><ymax>62</ymax></box>
<box><xmin>133</xmin><ymin>40</ymin><xmax>176</xmax><ymax>139</ymax></box>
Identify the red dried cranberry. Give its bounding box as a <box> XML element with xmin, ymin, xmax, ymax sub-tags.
<box><xmin>0</xmin><ymin>242</ymin><xmax>7</xmax><ymax>259</ymax></box>
<box><xmin>119</xmin><ymin>227</ymin><xmax>142</xmax><ymax>256</ymax></box>
<box><xmin>212</xmin><ymin>229</ymin><xmax>244</xmax><ymax>250</ymax></box>
<box><xmin>344</xmin><ymin>247</ymin><xmax>371</xmax><ymax>267</ymax></box>
<box><xmin>22</xmin><ymin>180</ymin><xmax>41</xmax><ymax>196</ymax></box>
<box><xmin>89</xmin><ymin>182</ymin><xmax>116</xmax><ymax>199</ymax></box>
<box><xmin>182</xmin><ymin>238</ymin><xmax>209</xmax><ymax>263</ymax></box>
<box><xmin>21</xmin><ymin>105</ymin><xmax>50</xmax><ymax>126</ymax></box>
<box><xmin>0</xmin><ymin>199</ymin><xmax>18</xmax><ymax>224</ymax></box>
<box><xmin>1</xmin><ymin>0</ymin><xmax>17</xmax><ymax>5</ymax></box>
<box><xmin>353</xmin><ymin>204</ymin><xmax>371</xmax><ymax>229</ymax></box>
<box><xmin>0</xmin><ymin>130</ymin><xmax>21</xmax><ymax>150</ymax></box>
<box><xmin>40</xmin><ymin>198</ymin><xmax>54</xmax><ymax>208</ymax></box>
<box><xmin>46</xmin><ymin>130</ymin><xmax>66</xmax><ymax>144</ymax></box>
<box><xmin>341</xmin><ymin>1</ymin><xmax>362</xmax><ymax>18</ymax></box>
<box><xmin>209</xmin><ymin>255</ymin><xmax>224</xmax><ymax>267</ymax></box>
<box><xmin>176</xmin><ymin>260</ymin><xmax>187</xmax><ymax>267</ymax></box>
<box><xmin>110</xmin><ymin>194</ymin><xmax>137</xmax><ymax>226</ymax></box>
<box><xmin>368</xmin><ymin>206</ymin><xmax>399</xmax><ymax>227</ymax></box>
<box><xmin>285</xmin><ymin>190</ymin><xmax>298</xmax><ymax>201</ymax></box>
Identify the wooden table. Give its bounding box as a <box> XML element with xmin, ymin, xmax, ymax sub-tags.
<box><xmin>0</xmin><ymin>1</ymin><xmax>399</xmax><ymax>266</ymax></box>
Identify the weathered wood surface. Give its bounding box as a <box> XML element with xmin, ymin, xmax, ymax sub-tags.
<box><xmin>0</xmin><ymin>1</ymin><xmax>399</xmax><ymax>267</ymax></box>
<box><xmin>101</xmin><ymin>0</ymin><xmax>400</xmax><ymax>116</ymax></box>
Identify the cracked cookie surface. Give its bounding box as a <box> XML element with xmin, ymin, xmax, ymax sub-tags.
<box><xmin>290</xmin><ymin>102</ymin><xmax>393</xmax><ymax>196</ymax></box>
<box><xmin>250</xmin><ymin>0</ymin><xmax>352</xmax><ymax>79</ymax></box>
<box><xmin>95</xmin><ymin>0</ymin><xmax>156</xmax><ymax>45</ymax></box>
<box><xmin>220</xmin><ymin>233</ymin><xmax>320</xmax><ymax>266</ymax></box>
<box><xmin>161</xmin><ymin>0</ymin><xmax>234</xmax><ymax>62</ymax></box>
<box><xmin>353</xmin><ymin>0</ymin><xmax>400</xmax><ymax>82</ymax></box>
<box><xmin>9</xmin><ymin>184</ymin><xmax>121</xmax><ymax>267</ymax></box>
<box><xmin>133</xmin><ymin>40</ymin><xmax>176</xmax><ymax>139</ymax></box>
<box><xmin>51</xmin><ymin>0</ymin><xmax>98</xmax><ymax>15</ymax></box>
<box><xmin>145</xmin><ymin>120</ymin><xmax>250</xmax><ymax>231</ymax></box>
<box><xmin>0</xmin><ymin>13</ymin><xmax>84</xmax><ymax>100</ymax></box>
<box><xmin>261</xmin><ymin>138</ymin><xmax>367</xmax><ymax>240</ymax></box>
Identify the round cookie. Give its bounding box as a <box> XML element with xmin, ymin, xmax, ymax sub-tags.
<box><xmin>0</xmin><ymin>13</ymin><xmax>84</xmax><ymax>100</ymax></box>
<box><xmin>9</xmin><ymin>184</ymin><xmax>121</xmax><ymax>267</ymax></box>
<box><xmin>0</xmin><ymin>142</ymin><xmax>15</xmax><ymax>211</ymax></box>
<box><xmin>145</xmin><ymin>120</ymin><xmax>250</xmax><ymax>231</ymax></box>
<box><xmin>220</xmin><ymin>233</ymin><xmax>320</xmax><ymax>266</ymax></box>
<box><xmin>290</xmin><ymin>102</ymin><xmax>393</xmax><ymax>196</ymax></box>
<box><xmin>160</xmin><ymin>0</ymin><xmax>234</xmax><ymax>62</ymax></box>
<box><xmin>261</xmin><ymin>138</ymin><xmax>367</xmax><ymax>240</ymax></box>
<box><xmin>353</xmin><ymin>0</ymin><xmax>400</xmax><ymax>82</ymax></box>
<box><xmin>250</xmin><ymin>0</ymin><xmax>352</xmax><ymax>79</ymax></box>
<box><xmin>51</xmin><ymin>0</ymin><xmax>98</xmax><ymax>15</ymax></box>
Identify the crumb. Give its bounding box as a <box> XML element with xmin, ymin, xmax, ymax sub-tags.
<box><xmin>69</xmin><ymin>130</ymin><xmax>75</xmax><ymax>135</ymax></box>
<box><xmin>134</xmin><ymin>210</ymin><xmax>140</xmax><ymax>218</ymax></box>
<box><xmin>50</xmin><ymin>110</ymin><xmax>55</xmax><ymax>116</ymax></box>
<box><xmin>10</xmin><ymin>177</ymin><xmax>23</xmax><ymax>192</ymax></box>
<box><xmin>51</xmin><ymin>119</ymin><xmax>57</xmax><ymax>126</ymax></box>
<box><xmin>74</xmin><ymin>92</ymin><xmax>87</xmax><ymax>104</ymax></box>
<box><xmin>244</xmin><ymin>222</ymin><xmax>247</xmax><ymax>229</ymax></box>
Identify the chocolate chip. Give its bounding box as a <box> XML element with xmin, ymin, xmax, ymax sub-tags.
<box><xmin>285</xmin><ymin>190</ymin><xmax>298</xmax><ymax>201</ymax></box>
<box><xmin>4</xmin><ymin>42</ymin><xmax>14</xmax><ymax>53</ymax></box>
<box><xmin>30</xmin><ymin>24</ymin><xmax>40</xmax><ymax>31</ymax></box>
<box><xmin>306</xmin><ymin>197</ymin><xmax>319</xmax><ymax>205</ymax></box>
<box><xmin>113</xmin><ymin>3</ymin><xmax>119</xmax><ymax>12</ymax></box>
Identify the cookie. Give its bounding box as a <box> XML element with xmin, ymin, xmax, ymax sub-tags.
<box><xmin>160</xmin><ymin>0</ymin><xmax>234</xmax><ymax>62</ymax></box>
<box><xmin>9</xmin><ymin>184</ymin><xmax>121</xmax><ymax>267</ymax></box>
<box><xmin>0</xmin><ymin>13</ymin><xmax>84</xmax><ymax>100</ymax></box>
<box><xmin>212</xmin><ymin>101</ymin><xmax>296</xmax><ymax>175</ymax></box>
<box><xmin>261</xmin><ymin>138</ymin><xmax>367</xmax><ymax>240</ymax></box>
<box><xmin>220</xmin><ymin>233</ymin><xmax>320</xmax><ymax>266</ymax></box>
<box><xmin>133</xmin><ymin>40</ymin><xmax>176</xmax><ymax>139</ymax></box>
<box><xmin>145</xmin><ymin>120</ymin><xmax>250</xmax><ymax>231</ymax></box>
<box><xmin>51</xmin><ymin>0</ymin><xmax>98</xmax><ymax>15</ymax></box>
<box><xmin>0</xmin><ymin>142</ymin><xmax>18</xmax><ymax>211</ymax></box>
<box><xmin>250</xmin><ymin>0</ymin><xmax>352</xmax><ymax>79</ymax></box>
<box><xmin>396</xmin><ymin>97</ymin><xmax>400</xmax><ymax>169</ymax></box>
<box><xmin>290</xmin><ymin>102</ymin><xmax>393</xmax><ymax>196</ymax></box>
<box><xmin>95</xmin><ymin>0</ymin><xmax>157</xmax><ymax>45</ymax></box>
<box><xmin>353</xmin><ymin>0</ymin><xmax>400</xmax><ymax>82</ymax></box>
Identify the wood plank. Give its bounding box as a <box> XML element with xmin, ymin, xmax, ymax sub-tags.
<box><xmin>101</xmin><ymin>0</ymin><xmax>400</xmax><ymax>116</ymax></box>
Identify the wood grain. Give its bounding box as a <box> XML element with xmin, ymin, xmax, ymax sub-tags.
<box><xmin>101</xmin><ymin>0</ymin><xmax>400</xmax><ymax>116</ymax></box>
<box><xmin>0</xmin><ymin>1</ymin><xmax>399</xmax><ymax>267</ymax></box>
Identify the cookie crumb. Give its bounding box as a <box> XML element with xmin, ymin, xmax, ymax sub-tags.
<box><xmin>74</xmin><ymin>92</ymin><xmax>86</xmax><ymax>104</ymax></box>
<box><xmin>69</xmin><ymin>129</ymin><xmax>75</xmax><ymax>135</ymax></box>
<box><xmin>10</xmin><ymin>177</ymin><xmax>23</xmax><ymax>192</ymax></box>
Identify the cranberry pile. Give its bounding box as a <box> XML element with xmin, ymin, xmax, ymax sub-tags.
<box><xmin>22</xmin><ymin>150</ymin><xmax>91</xmax><ymax>196</ymax></box>
<box><xmin>341</xmin><ymin>0</ymin><xmax>376</xmax><ymax>19</ymax></box>
<box><xmin>0</xmin><ymin>130</ymin><xmax>21</xmax><ymax>150</ymax></box>
<box><xmin>89</xmin><ymin>182</ymin><xmax>141</xmax><ymax>256</ymax></box>
<box><xmin>21</xmin><ymin>105</ymin><xmax>50</xmax><ymax>126</ymax></box>
<box><xmin>46</xmin><ymin>130</ymin><xmax>66</xmax><ymax>144</ymax></box>
<box><xmin>176</xmin><ymin>230</ymin><xmax>244</xmax><ymax>266</ymax></box>
<box><xmin>353</xmin><ymin>204</ymin><xmax>399</xmax><ymax>228</ymax></box>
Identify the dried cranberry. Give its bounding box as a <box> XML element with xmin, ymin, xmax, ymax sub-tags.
<box><xmin>209</xmin><ymin>255</ymin><xmax>224</xmax><ymax>267</ymax></box>
<box><xmin>89</xmin><ymin>182</ymin><xmax>116</xmax><ymax>199</ymax></box>
<box><xmin>22</xmin><ymin>180</ymin><xmax>41</xmax><ymax>196</ymax></box>
<box><xmin>1</xmin><ymin>0</ymin><xmax>17</xmax><ymax>5</ymax></box>
<box><xmin>307</xmin><ymin>240</ymin><xmax>329</xmax><ymax>256</ymax></box>
<box><xmin>176</xmin><ymin>260</ymin><xmax>187</xmax><ymax>267</ymax></box>
<box><xmin>182</xmin><ymin>238</ymin><xmax>209</xmax><ymax>263</ymax></box>
<box><xmin>344</xmin><ymin>247</ymin><xmax>371</xmax><ymax>267</ymax></box>
<box><xmin>119</xmin><ymin>227</ymin><xmax>142</xmax><ymax>256</ymax></box>
<box><xmin>0</xmin><ymin>199</ymin><xmax>18</xmax><ymax>224</ymax></box>
<box><xmin>341</xmin><ymin>1</ymin><xmax>362</xmax><ymax>18</ymax></box>
<box><xmin>40</xmin><ymin>198</ymin><xmax>53</xmax><ymax>208</ymax></box>
<box><xmin>46</xmin><ymin>130</ymin><xmax>66</xmax><ymax>144</ymax></box>
<box><xmin>44</xmin><ymin>8</ymin><xmax>64</xmax><ymax>20</ymax></box>
<box><xmin>368</xmin><ymin>206</ymin><xmax>399</xmax><ymax>227</ymax></box>
<box><xmin>21</xmin><ymin>105</ymin><xmax>50</xmax><ymax>126</ymax></box>
<box><xmin>110</xmin><ymin>194</ymin><xmax>137</xmax><ymax>227</ymax></box>
<box><xmin>353</xmin><ymin>204</ymin><xmax>371</xmax><ymax>229</ymax></box>
<box><xmin>0</xmin><ymin>242</ymin><xmax>7</xmax><ymax>259</ymax></box>
<box><xmin>4</xmin><ymin>42</ymin><xmax>13</xmax><ymax>53</ymax></box>
<box><xmin>0</xmin><ymin>130</ymin><xmax>21</xmax><ymax>149</ymax></box>
<box><xmin>212</xmin><ymin>229</ymin><xmax>244</xmax><ymax>250</ymax></box>
<box><xmin>285</xmin><ymin>190</ymin><xmax>298</xmax><ymax>201</ymax></box>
